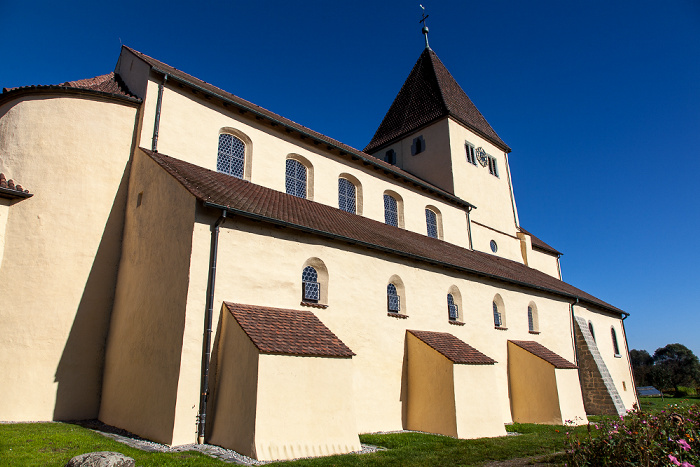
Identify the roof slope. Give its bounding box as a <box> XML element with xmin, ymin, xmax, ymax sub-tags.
<box><xmin>509</xmin><ymin>340</ymin><xmax>577</xmax><ymax>369</ymax></box>
<box><xmin>365</xmin><ymin>49</ymin><xmax>510</xmax><ymax>153</ymax></box>
<box><xmin>520</xmin><ymin>227</ymin><xmax>563</xmax><ymax>256</ymax></box>
<box><xmin>143</xmin><ymin>148</ymin><xmax>623</xmax><ymax>315</ymax></box>
<box><xmin>0</xmin><ymin>173</ymin><xmax>32</xmax><ymax>199</ymax></box>
<box><xmin>224</xmin><ymin>302</ymin><xmax>354</xmax><ymax>358</ymax></box>
<box><xmin>2</xmin><ymin>72</ymin><xmax>137</xmax><ymax>100</ymax></box>
<box><xmin>408</xmin><ymin>330</ymin><xmax>496</xmax><ymax>364</ymax></box>
<box><xmin>122</xmin><ymin>46</ymin><xmax>473</xmax><ymax>210</ymax></box>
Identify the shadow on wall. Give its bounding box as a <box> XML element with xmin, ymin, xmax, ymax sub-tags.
<box><xmin>53</xmin><ymin>163</ymin><xmax>131</xmax><ymax>420</ymax></box>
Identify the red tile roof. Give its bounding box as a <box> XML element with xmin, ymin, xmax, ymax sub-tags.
<box><xmin>364</xmin><ymin>49</ymin><xmax>510</xmax><ymax>154</ymax></box>
<box><xmin>224</xmin><ymin>302</ymin><xmax>355</xmax><ymax>358</ymax></box>
<box><xmin>2</xmin><ymin>72</ymin><xmax>137</xmax><ymax>100</ymax></box>
<box><xmin>122</xmin><ymin>46</ymin><xmax>473</xmax><ymax>209</ymax></box>
<box><xmin>520</xmin><ymin>227</ymin><xmax>562</xmax><ymax>256</ymax></box>
<box><xmin>408</xmin><ymin>330</ymin><xmax>496</xmax><ymax>364</ymax></box>
<box><xmin>143</xmin><ymin>148</ymin><xmax>624</xmax><ymax>315</ymax></box>
<box><xmin>0</xmin><ymin>173</ymin><xmax>32</xmax><ymax>199</ymax></box>
<box><xmin>509</xmin><ymin>340</ymin><xmax>577</xmax><ymax>369</ymax></box>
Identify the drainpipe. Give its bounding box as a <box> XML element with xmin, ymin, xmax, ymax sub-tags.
<box><xmin>151</xmin><ymin>73</ymin><xmax>168</xmax><ymax>152</ymax></box>
<box><xmin>466</xmin><ymin>207</ymin><xmax>474</xmax><ymax>250</ymax></box>
<box><xmin>620</xmin><ymin>314</ymin><xmax>640</xmax><ymax>408</ymax></box>
<box><xmin>197</xmin><ymin>210</ymin><xmax>227</xmax><ymax>444</ymax></box>
<box><xmin>570</xmin><ymin>298</ymin><xmax>580</xmax><ymax>365</ymax></box>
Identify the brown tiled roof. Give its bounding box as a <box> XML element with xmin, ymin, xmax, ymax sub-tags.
<box><xmin>2</xmin><ymin>72</ymin><xmax>137</xmax><ymax>100</ymax></box>
<box><xmin>0</xmin><ymin>173</ymin><xmax>32</xmax><ymax>199</ymax></box>
<box><xmin>122</xmin><ymin>46</ymin><xmax>473</xmax><ymax>210</ymax></box>
<box><xmin>143</xmin><ymin>148</ymin><xmax>624</xmax><ymax>315</ymax></box>
<box><xmin>224</xmin><ymin>302</ymin><xmax>354</xmax><ymax>358</ymax></box>
<box><xmin>520</xmin><ymin>227</ymin><xmax>562</xmax><ymax>256</ymax></box>
<box><xmin>364</xmin><ymin>49</ymin><xmax>510</xmax><ymax>154</ymax></box>
<box><xmin>408</xmin><ymin>330</ymin><xmax>496</xmax><ymax>364</ymax></box>
<box><xmin>509</xmin><ymin>340</ymin><xmax>577</xmax><ymax>369</ymax></box>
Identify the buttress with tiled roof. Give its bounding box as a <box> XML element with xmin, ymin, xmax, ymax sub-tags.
<box><xmin>0</xmin><ymin>38</ymin><xmax>637</xmax><ymax>460</ymax></box>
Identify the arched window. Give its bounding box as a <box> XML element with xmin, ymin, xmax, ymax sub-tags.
<box><xmin>493</xmin><ymin>301</ymin><xmax>502</xmax><ymax>327</ymax></box>
<box><xmin>338</xmin><ymin>177</ymin><xmax>356</xmax><ymax>214</ymax></box>
<box><xmin>611</xmin><ymin>327</ymin><xmax>621</xmax><ymax>356</ymax></box>
<box><xmin>447</xmin><ymin>293</ymin><xmax>458</xmax><ymax>321</ymax></box>
<box><xmin>425</xmin><ymin>208</ymin><xmax>438</xmax><ymax>238</ymax></box>
<box><xmin>285</xmin><ymin>158</ymin><xmax>307</xmax><ymax>198</ymax></box>
<box><xmin>588</xmin><ymin>321</ymin><xmax>596</xmax><ymax>342</ymax></box>
<box><xmin>302</xmin><ymin>266</ymin><xmax>319</xmax><ymax>303</ymax></box>
<box><xmin>527</xmin><ymin>306</ymin><xmax>534</xmax><ymax>331</ymax></box>
<box><xmin>217</xmin><ymin>133</ymin><xmax>245</xmax><ymax>178</ymax></box>
<box><xmin>527</xmin><ymin>303</ymin><xmax>539</xmax><ymax>333</ymax></box>
<box><xmin>387</xmin><ymin>283</ymin><xmax>400</xmax><ymax>313</ymax></box>
<box><xmin>384</xmin><ymin>194</ymin><xmax>398</xmax><ymax>227</ymax></box>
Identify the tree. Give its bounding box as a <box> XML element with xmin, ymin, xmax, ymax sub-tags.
<box><xmin>630</xmin><ymin>349</ymin><xmax>654</xmax><ymax>386</ymax></box>
<box><xmin>650</xmin><ymin>343</ymin><xmax>700</xmax><ymax>393</ymax></box>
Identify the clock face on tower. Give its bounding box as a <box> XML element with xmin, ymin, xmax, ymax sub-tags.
<box><xmin>476</xmin><ymin>147</ymin><xmax>488</xmax><ymax>167</ymax></box>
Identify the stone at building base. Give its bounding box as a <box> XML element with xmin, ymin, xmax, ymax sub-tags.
<box><xmin>65</xmin><ymin>451</ymin><xmax>135</xmax><ymax>467</ymax></box>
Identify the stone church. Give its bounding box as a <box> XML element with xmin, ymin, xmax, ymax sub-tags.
<box><xmin>0</xmin><ymin>36</ymin><xmax>637</xmax><ymax>461</ymax></box>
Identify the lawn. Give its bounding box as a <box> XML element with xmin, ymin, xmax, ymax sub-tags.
<box><xmin>1</xmin><ymin>397</ymin><xmax>693</xmax><ymax>467</ymax></box>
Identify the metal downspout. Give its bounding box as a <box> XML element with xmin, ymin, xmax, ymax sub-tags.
<box><xmin>151</xmin><ymin>74</ymin><xmax>168</xmax><ymax>152</ymax></box>
<box><xmin>466</xmin><ymin>207</ymin><xmax>474</xmax><ymax>250</ymax></box>
<box><xmin>197</xmin><ymin>210</ymin><xmax>227</xmax><ymax>444</ymax></box>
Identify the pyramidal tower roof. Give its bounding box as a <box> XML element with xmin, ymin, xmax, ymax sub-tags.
<box><xmin>364</xmin><ymin>48</ymin><xmax>510</xmax><ymax>153</ymax></box>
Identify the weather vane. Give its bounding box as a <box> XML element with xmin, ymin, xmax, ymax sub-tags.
<box><xmin>419</xmin><ymin>4</ymin><xmax>430</xmax><ymax>50</ymax></box>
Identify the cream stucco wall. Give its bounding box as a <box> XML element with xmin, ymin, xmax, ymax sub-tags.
<box><xmin>453</xmin><ymin>364</ymin><xmax>507</xmax><ymax>438</ymax></box>
<box><xmin>516</xmin><ymin>232</ymin><xmax>562</xmax><ymax>278</ymax></box>
<box><xmin>471</xmin><ymin>221</ymin><xmax>524</xmax><ymax>264</ymax></box>
<box><xmin>99</xmin><ymin>149</ymin><xmax>198</xmax><ymax>444</ymax></box>
<box><xmin>0</xmin><ymin>94</ymin><xmax>137</xmax><ymax>421</ymax></box>
<box><xmin>0</xmin><ymin>199</ymin><xmax>10</xmax><ymax>268</ymax></box>
<box><xmin>574</xmin><ymin>304</ymin><xmax>637</xmax><ymax>410</ymax></box>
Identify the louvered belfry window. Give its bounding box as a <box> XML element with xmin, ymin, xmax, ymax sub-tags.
<box><xmin>387</xmin><ymin>283</ymin><xmax>400</xmax><ymax>312</ymax></box>
<box><xmin>384</xmin><ymin>194</ymin><xmax>398</xmax><ymax>227</ymax></box>
<box><xmin>447</xmin><ymin>293</ymin><xmax>458</xmax><ymax>321</ymax></box>
<box><xmin>338</xmin><ymin>178</ymin><xmax>356</xmax><ymax>214</ymax></box>
<box><xmin>285</xmin><ymin>159</ymin><xmax>307</xmax><ymax>198</ymax></box>
<box><xmin>217</xmin><ymin>133</ymin><xmax>245</xmax><ymax>178</ymax></box>
<box><xmin>493</xmin><ymin>301</ymin><xmax>502</xmax><ymax>327</ymax></box>
<box><xmin>302</xmin><ymin>266</ymin><xmax>320</xmax><ymax>302</ymax></box>
<box><xmin>426</xmin><ymin>209</ymin><xmax>438</xmax><ymax>238</ymax></box>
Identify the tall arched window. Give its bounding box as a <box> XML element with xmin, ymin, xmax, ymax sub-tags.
<box><xmin>338</xmin><ymin>177</ymin><xmax>356</xmax><ymax>214</ymax></box>
<box><xmin>447</xmin><ymin>293</ymin><xmax>458</xmax><ymax>321</ymax></box>
<box><xmin>527</xmin><ymin>303</ymin><xmax>539</xmax><ymax>333</ymax></box>
<box><xmin>285</xmin><ymin>159</ymin><xmax>307</xmax><ymax>198</ymax></box>
<box><xmin>611</xmin><ymin>327</ymin><xmax>621</xmax><ymax>356</ymax></box>
<box><xmin>387</xmin><ymin>283</ymin><xmax>400</xmax><ymax>313</ymax></box>
<box><xmin>217</xmin><ymin>133</ymin><xmax>245</xmax><ymax>178</ymax></box>
<box><xmin>588</xmin><ymin>321</ymin><xmax>596</xmax><ymax>342</ymax></box>
<box><xmin>384</xmin><ymin>194</ymin><xmax>398</xmax><ymax>227</ymax></box>
<box><xmin>302</xmin><ymin>266</ymin><xmax>319</xmax><ymax>303</ymax></box>
<box><xmin>527</xmin><ymin>306</ymin><xmax>534</xmax><ymax>331</ymax></box>
<box><xmin>493</xmin><ymin>301</ymin><xmax>502</xmax><ymax>327</ymax></box>
<box><xmin>425</xmin><ymin>208</ymin><xmax>438</xmax><ymax>238</ymax></box>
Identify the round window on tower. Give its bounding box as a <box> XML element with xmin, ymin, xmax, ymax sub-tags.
<box><xmin>490</xmin><ymin>240</ymin><xmax>498</xmax><ymax>253</ymax></box>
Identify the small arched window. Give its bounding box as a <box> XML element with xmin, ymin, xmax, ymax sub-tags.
<box><xmin>285</xmin><ymin>158</ymin><xmax>307</xmax><ymax>198</ymax></box>
<box><xmin>493</xmin><ymin>301</ymin><xmax>502</xmax><ymax>327</ymax></box>
<box><xmin>387</xmin><ymin>283</ymin><xmax>400</xmax><ymax>313</ymax></box>
<box><xmin>338</xmin><ymin>177</ymin><xmax>356</xmax><ymax>214</ymax></box>
<box><xmin>611</xmin><ymin>327</ymin><xmax>621</xmax><ymax>356</ymax></box>
<box><xmin>384</xmin><ymin>194</ymin><xmax>398</xmax><ymax>227</ymax></box>
<box><xmin>425</xmin><ymin>208</ymin><xmax>438</xmax><ymax>238</ymax></box>
<box><xmin>527</xmin><ymin>306</ymin><xmax>534</xmax><ymax>332</ymax></box>
<box><xmin>217</xmin><ymin>133</ymin><xmax>245</xmax><ymax>178</ymax></box>
<box><xmin>527</xmin><ymin>303</ymin><xmax>539</xmax><ymax>333</ymax></box>
<box><xmin>447</xmin><ymin>294</ymin><xmax>458</xmax><ymax>321</ymax></box>
<box><xmin>302</xmin><ymin>266</ymin><xmax>319</xmax><ymax>303</ymax></box>
<box><xmin>588</xmin><ymin>321</ymin><xmax>596</xmax><ymax>342</ymax></box>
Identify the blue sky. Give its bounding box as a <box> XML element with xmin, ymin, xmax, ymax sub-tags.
<box><xmin>2</xmin><ymin>1</ymin><xmax>699</xmax><ymax>356</ymax></box>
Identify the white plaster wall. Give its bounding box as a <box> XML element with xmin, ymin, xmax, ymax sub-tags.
<box><xmin>0</xmin><ymin>200</ymin><xmax>9</xmax><ymax>268</ymax></box>
<box><xmin>471</xmin><ymin>221</ymin><xmax>524</xmax><ymax>263</ymax></box>
<box><xmin>528</xmin><ymin>248</ymin><xmax>561</xmax><ymax>278</ymax></box>
<box><xmin>0</xmin><ymin>94</ymin><xmax>137</xmax><ymax>421</ymax></box>
<box><xmin>453</xmin><ymin>364</ymin><xmax>507</xmax><ymax>438</ymax></box>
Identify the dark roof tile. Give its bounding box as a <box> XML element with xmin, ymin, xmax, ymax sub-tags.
<box><xmin>143</xmin><ymin>148</ymin><xmax>624</xmax><ymax>315</ymax></box>
<box><xmin>0</xmin><ymin>173</ymin><xmax>32</xmax><ymax>199</ymax></box>
<box><xmin>520</xmin><ymin>227</ymin><xmax>562</xmax><ymax>256</ymax></box>
<box><xmin>224</xmin><ymin>302</ymin><xmax>354</xmax><ymax>358</ymax></box>
<box><xmin>408</xmin><ymin>330</ymin><xmax>496</xmax><ymax>364</ymax></box>
<box><xmin>509</xmin><ymin>340</ymin><xmax>577</xmax><ymax>369</ymax></box>
<box><xmin>3</xmin><ymin>72</ymin><xmax>137</xmax><ymax>100</ymax></box>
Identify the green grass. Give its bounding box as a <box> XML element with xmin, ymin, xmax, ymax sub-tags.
<box><xmin>637</xmin><ymin>395</ymin><xmax>700</xmax><ymax>412</ymax></box>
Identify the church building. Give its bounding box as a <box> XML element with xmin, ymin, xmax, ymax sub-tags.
<box><xmin>0</xmin><ymin>32</ymin><xmax>637</xmax><ymax>461</ymax></box>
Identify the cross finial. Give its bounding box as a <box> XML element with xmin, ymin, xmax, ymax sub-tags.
<box><xmin>419</xmin><ymin>4</ymin><xmax>430</xmax><ymax>50</ymax></box>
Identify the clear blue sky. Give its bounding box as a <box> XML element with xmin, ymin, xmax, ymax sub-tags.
<box><xmin>2</xmin><ymin>1</ymin><xmax>699</xmax><ymax>357</ymax></box>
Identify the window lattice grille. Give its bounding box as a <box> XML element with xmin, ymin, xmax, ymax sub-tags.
<box><xmin>466</xmin><ymin>143</ymin><xmax>477</xmax><ymax>165</ymax></box>
<box><xmin>528</xmin><ymin>306</ymin><xmax>534</xmax><ymax>331</ymax></box>
<box><xmin>493</xmin><ymin>301</ymin><xmax>502</xmax><ymax>327</ymax></box>
<box><xmin>302</xmin><ymin>266</ymin><xmax>319</xmax><ymax>301</ymax></box>
<box><xmin>387</xmin><ymin>283</ymin><xmax>400</xmax><ymax>312</ymax></box>
<box><xmin>384</xmin><ymin>194</ymin><xmax>398</xmax><ymax>227</ymax></box>
<box><xmin>285</xmin><ymin>159</ymin><xmax>307</xmax><ymax>198</ymax></box>
<box><xmin>217</xmin><ymin>134</ymin><xmax>245</xmax><ymax>178</ymax></box>
<box><xmin>447</xmin><ymin>293</ymin><xmax>458</xmax><ymax>320</ymax></box>
<box><xmin>338</xmin><ymin>178</ymin><xmax>356</xmax><ymax>214</ymax></box>
<box><xmin>425</xmin><ymin>209</ymin><xmax>438</xmax><ymax>238</ymax></box>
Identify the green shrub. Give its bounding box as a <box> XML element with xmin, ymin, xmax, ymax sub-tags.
<box><xmin>566</xmin><ymin>405</ymin><xmax>699</xmax><ymax>466</ymax></box>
